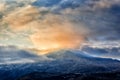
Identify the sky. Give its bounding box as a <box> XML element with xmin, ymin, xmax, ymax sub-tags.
<box><xmin>0</xmin><ymin>0</ymin><xmax>120</xmax><ymax>54</ymax></box>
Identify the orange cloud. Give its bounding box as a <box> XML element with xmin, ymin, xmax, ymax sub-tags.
<box><xmin>0</xmin><ymin>3</ymin><xmax>6</xmax><ymax>12</ymax></box>
<box><xmin>3</xmin><ymin>5</ymin><xmax>39</xmax><ymax>31</ymax></box>
<box><xmin>2</xmin><ymin>5</ymin><xmax>88</xmax><ymax>54</ymax></box>
<box><xmin>29</xmin><ymin>14</ymin><xmax>86</xmax><ymax>54</ymax></box>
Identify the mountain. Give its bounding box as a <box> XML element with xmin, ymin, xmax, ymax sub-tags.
<box><xmin>45</xmin><ymin>50</ymin><xmax>120</xmax><ymax>73</ymax></box>
<box><xmin>0</xmin><ymin>48</ymin><xmax>120</xmax><ymax>80</ymax></box>
<box><xmin>18</xmin><ymin>72</ymin><xmax>120</xmax><ymax>80</ymax></box>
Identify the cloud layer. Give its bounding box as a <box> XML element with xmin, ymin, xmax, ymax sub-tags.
<box><xmin>0</xmin><ymin>0</ymin><xmax>120</xmax><ymax>54</ymax></box>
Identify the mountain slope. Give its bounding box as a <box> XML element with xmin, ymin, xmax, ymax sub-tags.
<box><xmin>0</xmin><ymin>49</ymin><xmax>120</xmax><ymax>80</ymax></box>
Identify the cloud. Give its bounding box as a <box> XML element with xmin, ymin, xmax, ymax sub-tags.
<box><xmin>0</xmin><ymin>0</ymin><xmax>120</xmax><ymax>54</ymax></box>
<box><xmin>0</xmin><ymin>0</ymin><xmax>36</xmax><ymax>3</ymax></box>
<box><xmin>29</xmin><ymin>13</ymin><xmax>88</xmax><ymax>54</ymax></box>
<box><xmin>0</xmin><ymin>3</ymin><xmax>6</xmax><ymax>12</ymax></box>
<box><xmin>0</xmin><ymin>45</ymin><xmax>53</xmax><ymax>64</ymax></box>
<box><xmin>57</xmin><ymin>0</ymin><xmax>120</xmax><ymax>41</ymax></box>
<box><xmin>29</xmin><ymin>14</ymin><xmax>86</xmax><ymax>54</ymax></box>
<box><xmin>88</xmin><ymin>0</ymin><xmax>120</xmax><ymax>10</ymax></box>
<box><xmin>1</xmin><ymin>3</ymin><xmax>89</xmax><ymax>54</ymax></box>
<box><xmin>3</xmin><ymin>5</ymin><xmax>39</xmax><ymax>31</ymax></box>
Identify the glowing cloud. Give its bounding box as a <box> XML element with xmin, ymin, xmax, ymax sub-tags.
<box><xmin>0</xmin><ymin>3</ymin><xmax>6</xmax><ymax>12</ymax></box>
<box><xmin>4</xmin><ymin>5</ymin><xmax>39</xmax><ymax>31</ymax></box>
<box><xmin>1</xmin><ymin>3</ymin><xmax>88</xmax><ymax>54</ymax></box>
<box><xmin>30</xmin><ymin>17</ymin><xmax>85</xmax><ymax>54</ymax></box>
<box><xmin>28</xmin><ymin>14</ymin><xmax>87</xmax><ymax>54</ymax></box>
